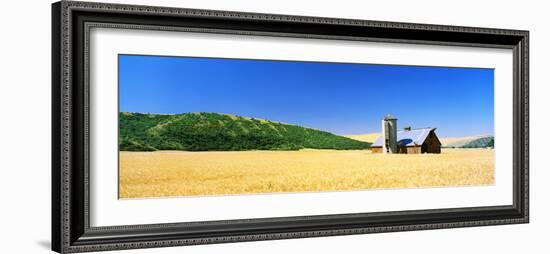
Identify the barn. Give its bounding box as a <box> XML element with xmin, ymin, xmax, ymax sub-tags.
<box><xmin>371</xmin><ymin>114</ymin><xmax>441</xmax><ymax>154</ymax></box>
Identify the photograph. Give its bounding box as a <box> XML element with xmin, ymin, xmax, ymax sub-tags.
<box><xmin>46</xmin><ymin>1</ymin><xmax>532</xmax><ymax>252</ymax></box>
<box><xmin>118</xmin><ymin>54</ymin><xmax>495</xmax><ymax>199</ymax></box>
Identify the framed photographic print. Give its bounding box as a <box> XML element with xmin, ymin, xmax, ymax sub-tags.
<box><xmin>52</xmin><ymin>1</ymin><xmax>529</xmax><ymax>253</ymax></box>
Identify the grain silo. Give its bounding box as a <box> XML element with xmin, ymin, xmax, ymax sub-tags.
<box><xmin>381</xmin><ymin>114</ymin><xmax>398</xmax><ymax>153</ymax></box>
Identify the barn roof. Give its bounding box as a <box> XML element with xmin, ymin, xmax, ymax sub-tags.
<box><xmin>371</xmin><ymin>128</ymin><xmax>436</xmax><ymax>147</ymax></box>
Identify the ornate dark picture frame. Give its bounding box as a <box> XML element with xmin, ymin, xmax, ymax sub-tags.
<box><xmin>52</xmin><ymin>1</ymin><xmax>529</xmax><ymax>253</ymax></box>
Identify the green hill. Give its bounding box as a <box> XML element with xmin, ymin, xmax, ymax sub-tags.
<box><xmin>442</xmin><ymin>136</ymin><xmax>494</xmax><ymax>148</ymax></box>
<box><xmin>119</xmin><ymin>112</ymin><xmax>371</xmax><ymax>151</ymax></box>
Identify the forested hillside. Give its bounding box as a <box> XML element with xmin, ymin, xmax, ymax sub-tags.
<box><xmin>119</xmin><ymin>112</ymin><xmax>371</xmax><ymax>151</ymax></box>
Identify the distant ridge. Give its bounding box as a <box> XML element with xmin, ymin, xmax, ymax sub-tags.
<box><xmin>119</xmin><ymin>112</ymin><xmax>371</xmax><ymax>151</ymax></box>
<box><xmin>348</xmin><ymin>133</ymin><xmax>495</xmax><ymax>149</ymax></box>
<box><xmin>441</xmin><ymin>136</ymin><xmax>494</xmax><ymax>148</ymax></box>
<box><xmin>344</xmin><ymin>133</ymin><xmax>381</xmax><ymax>143</ymax></box>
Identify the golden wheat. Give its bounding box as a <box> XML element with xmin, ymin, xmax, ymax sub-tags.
<box><xmin>119</xmin><ymin>148</ymin><xmax>494</xmax><ymax>199</ymax></box>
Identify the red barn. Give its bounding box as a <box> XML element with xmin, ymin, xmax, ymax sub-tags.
<box><xmin>370</xmin><ymin>115</ymin><xmax>441</xmax><ymax>154</ymax></box>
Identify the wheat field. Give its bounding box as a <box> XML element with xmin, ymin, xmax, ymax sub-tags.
<box><xmin>119</xmin><ymin>148</ymin><xmax>494</xmax><ymax>199</ymax></box>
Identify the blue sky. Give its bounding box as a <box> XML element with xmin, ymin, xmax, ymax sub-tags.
<box><xmin>119</xmin><ymin>55</ymin><xmax>494</xmax><ymax>137</ymax></box>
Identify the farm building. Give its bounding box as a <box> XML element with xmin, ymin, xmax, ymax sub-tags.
<box><xmin>371</xmin><ymin>114</ymin><xmax>441</xmax><ymax>154</ymax></box>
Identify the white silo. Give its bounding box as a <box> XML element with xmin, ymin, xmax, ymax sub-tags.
<box><xmin>381</xmin><ymin>114</ymin><xmax>398</xmax><ymax>153</ymax></box>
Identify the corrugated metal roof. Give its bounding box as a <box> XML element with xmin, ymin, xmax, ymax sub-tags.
<box><xmin>371</xmin><ymin>128</ymin><xmax>436</xmax><ymax>147</ymax></box>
